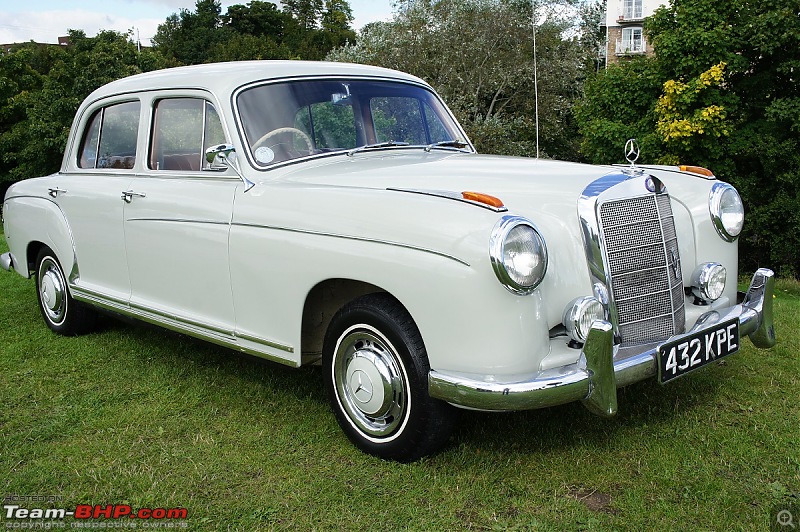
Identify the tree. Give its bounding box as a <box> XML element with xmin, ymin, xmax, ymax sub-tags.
<box><xmin>152</xmin><ymin>0</ymin><xmax>227</xmax><ymax>65</ymax></box>
<box><xmin>576</xmin><ymin>0</ymin><xmax>800</xmax><ymax>274</ymax></box>
<box><xmin>328</xmin><ymin>0</ymin><xmax>587</xmax><ymax>160</ymax></box>
<box><xmin>153</xmin><ymin>0</ymin><xmax>354</xmax><ymax>64</ymax></box>
<box><xmin>0</xmin><ymin>30</ymin><xmax>166</xmax><ymax>190</ymax></box>
<box><xmin>283</xmin><ymin>0</ymin><xmax>324</xmax><ymax>30</ymax></box>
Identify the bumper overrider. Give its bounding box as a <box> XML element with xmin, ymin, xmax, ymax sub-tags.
<box><xmin>428</xmin><ymin>268</ymin><xmax>776</xmax><ymax>416</ymax></box>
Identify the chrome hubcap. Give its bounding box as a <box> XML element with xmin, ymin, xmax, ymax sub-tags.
<box><xmin>333</xmin><ymin>325</ymin><xmax>409</xmax><ymax>439</ymax></box>
<box><xmin>38</xmin><ymin>258</ymin><xmax>66</xmax><ymax>324</ymax></box>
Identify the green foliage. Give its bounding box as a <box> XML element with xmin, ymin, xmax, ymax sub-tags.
<box><xmin>328</xmin><ymin>0</ymin><xmax>590</xmax><ymax>161</ymax></box>
<box><xmin>153</xmin><ymin>0</ymin><xmax>356</xmax><ymax>64</ymax></box>
<box><xmin>574</xmin><ymin>57</ymin><xmax>663</xmax><ymax>164</ymax></box>
<box><xmin>577</xmin><ymin>0</ymin><xmax>800</xmax><ymax>275</ymax></box>
<box><xmin>0</xmin><ymin>31</ymin><xmax>167</xmax><ymax>185</ymax></box>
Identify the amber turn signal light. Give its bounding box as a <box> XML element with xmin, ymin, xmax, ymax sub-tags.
<box><xmin>679</xmin><ymin>165</ymin><xmax>715</xmax><ymax>177</ymax></box>
<box><xmin>461</xmin><ymin>191</ymin><xmax>504</xmax><ymax>209</ymax></box>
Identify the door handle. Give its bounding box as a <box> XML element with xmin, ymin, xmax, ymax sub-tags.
<box><xmin>121</xmin><ymin>190</ymin><xmax>146</xmax><ymax>203</ymax></box>
<box><xmin>48</xmin><ymin>187</ymin><xmax>67</xmax><ymax>198</ymax></box>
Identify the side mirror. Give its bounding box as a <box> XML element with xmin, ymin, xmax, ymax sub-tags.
<box><xmin>204</xmin><ymin>144</ymin><xmax>255</xmax><ymax>192</ymax></box>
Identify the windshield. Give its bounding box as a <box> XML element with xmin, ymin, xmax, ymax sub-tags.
<box><xmin>237</xmin><ymin>79</ymin><xmax>470</xmax><ymax>167</ymax></box>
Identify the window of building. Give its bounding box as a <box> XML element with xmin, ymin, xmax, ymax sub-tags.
<box><xmin>78</xmin><ymin>101</ymin><xmax>140</xmax><ymax>169</ymax></box>
<box><xmin>621</xmin><ymin>27</ymin><xmax>644</xmax><ymax>53</ymax></box>
<box><xmin>149</xmin><ymin>98</ymin><xmax>226</xmax><ymax>171</ymax></box>
<box><xmin>623</xmin><ymin>0</ymin><xmax>643</xmax><ymax>19</ymax></box>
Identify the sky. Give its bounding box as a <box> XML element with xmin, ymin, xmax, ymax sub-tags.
<box><xmin>0</xmin><ymin>0</ymin><xmax>396</xmax><ymax>46</ymax></box>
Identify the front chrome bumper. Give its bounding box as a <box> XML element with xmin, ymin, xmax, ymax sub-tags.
<box><xmin>428</xmin><ymin>268</ymin><xmax>776</xmax><ymax>415</ymax></box>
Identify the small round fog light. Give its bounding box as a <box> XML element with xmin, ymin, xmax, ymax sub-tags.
<box><xmin>690</xmin><ymin>262</ymin><xmax>727</xmax><ymax>304</ymax></box>
<box><xmin>563</xmin><ymin>296</ymin><xmax>605</xmax><ymax>344</ymax></box>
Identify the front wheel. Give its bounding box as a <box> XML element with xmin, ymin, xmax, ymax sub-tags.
<box><xmin>35</xmin><ymin>247</ymin><xmax>95</xmax><ymax>335</ymax></box>
<box><xmin>323</xmin><ymin>293</ymin><xmax>458</xmax><ymax>462</ymax></box>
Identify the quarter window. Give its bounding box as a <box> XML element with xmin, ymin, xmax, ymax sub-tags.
<box><xmin>78</xmin><ymin>101</ymin><xmax>140</xmax><ymax>169</ymax></box>
<box><xmin>149</xmin><ymin>98</ymin><xmax>226</xmax><ymax>171</ymax></box>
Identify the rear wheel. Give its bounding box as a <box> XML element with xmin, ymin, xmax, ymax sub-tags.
<box><xmin>323</xmin><ymin>293</ymin><xmax>458</xmax><ymax>462</ymax></box>
<box><xmin>35</xmin><ymin>248</ymin><xmax>95</xmax><ymax>335</ymax></box>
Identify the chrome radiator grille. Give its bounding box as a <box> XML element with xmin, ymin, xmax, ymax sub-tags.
<box><xmin>599</xmin><ymin>193</ymin><xmax>685</xmax><ymax>345</ymax></box>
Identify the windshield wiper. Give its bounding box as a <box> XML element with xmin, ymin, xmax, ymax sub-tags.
<box><xmin>424</xmin><ymin>139</ymin><xmax>470</xmax><ymax>152</ymax></box>
<box><xmin>347</xmin><ymin>141</ymin><xmax>410</xmax><ymax>157</ymax></box>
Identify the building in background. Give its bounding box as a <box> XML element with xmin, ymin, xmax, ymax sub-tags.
<box><xmin>1</xmin><ymin>36</ymin><xmax>70</xmax><ymax>54</ymax></box>
<box><xmin>601</xmin><ymin>0</ymin><xmax>668</xmax><ymax>66</ymax></box>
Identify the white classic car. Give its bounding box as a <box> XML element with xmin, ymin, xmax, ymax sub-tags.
<box><xmin>1</xmin><ymin>61</ymin><xmax>776</xmax><ymax>461</ymax></box>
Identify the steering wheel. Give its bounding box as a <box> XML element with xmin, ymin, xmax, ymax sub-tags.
<box><xmin>253</xmin><ymin>127</ymin><xmax>314</xmax><ymax>156</ymax></box>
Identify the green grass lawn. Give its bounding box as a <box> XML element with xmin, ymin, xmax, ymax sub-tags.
<box><xmin>1</xmin><ymin>233</ymin><xmax>798</xmax><ymax>530</ymax></box>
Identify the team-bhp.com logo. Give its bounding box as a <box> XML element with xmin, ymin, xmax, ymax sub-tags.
<box><xmin>4</xmin><ymin>504</ymin><xmax>187</xmax><ymax>525</ymax></box>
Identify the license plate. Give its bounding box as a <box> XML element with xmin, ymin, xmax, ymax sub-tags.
<box><xmin>658</xmin><ymin>318</ymin><xmax>740</xmax><ymax>384</ymax></box>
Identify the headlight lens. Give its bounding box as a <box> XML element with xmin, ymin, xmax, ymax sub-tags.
<box><xmin>709</xmin><ymin>183</ymin><xmax>744</xmax><ymax>241</ymax></box>
<box><xmin>490</xmin><ymin>216</ymin><xmax>547</xmax><ymax>295</ymax></box>
<box><xmin>563</xmin><ymin>296</ymin><xmax>605</xmax><ymax>343</ymax></box>
<box><xmin>690</xmin><ymin>262</ymin><xmax>727</xmax><ymax>303</ymax></box>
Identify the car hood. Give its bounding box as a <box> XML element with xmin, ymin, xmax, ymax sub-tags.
<box><xmin>272</xmin><ymin>150</ymin><xmax>616</xmax><ymax>214</ymax></box>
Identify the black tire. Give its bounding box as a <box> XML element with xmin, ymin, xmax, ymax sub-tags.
<box><xmin>323</xmin><ymin>293</ymin><xmax>459</xmax><ymax>462</ymax></box>
<box><xmin>34</xmin><ymin>247</ymin><xmax>95</xmax><ymax>335</ymax></box>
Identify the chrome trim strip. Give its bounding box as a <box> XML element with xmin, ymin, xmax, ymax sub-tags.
<box><xmin>429</xmin><ymin>269</ymin><xmax>775</xmax><ymax>413</ymax></box>
<box><xmin>128</xmin><ymin>300</ymin><xmax>233</xmax><ymax>336</ymax></box>
<box><xmin>387</xmin><ymin>188</ymin><xmax>508</xmax><ymax>213</ymax></box>
<box><xmin>125</xmin><ymin>218</ymin><xmax>230</xmax><ymax>226</ymax></box>
<box><xmin>231</xmin><ymin>222</ymin><xmax>470</xmax><ymax>267</ymax></box>
<box><xmin>236</xmin><ymin>331</ymin><xmax>295</xmax><ymax>354</ymax></box>
<box><xmin>71</xmin><ymin>285</ymin><xmax>129</xmax><ymax>307</ymax></box>
<box><xmin>71</xmin><ymin>285</ymin><xmax>298</xmax><ymax>365</ymax></box>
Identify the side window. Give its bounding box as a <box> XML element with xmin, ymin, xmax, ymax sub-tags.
<box><xmin>149</xmin><ymin>98</ymin><xmax>226</xmax><ymax>171</ymax></box>
<box><xmin>78</xmin><ymin>101</ymin><xmax>140</xmax><ymax>169</ymax></box>
<box><xmin>294</xmin><ymin>102</ymin><xmax>356</xmax><ymax>151</ymax></box>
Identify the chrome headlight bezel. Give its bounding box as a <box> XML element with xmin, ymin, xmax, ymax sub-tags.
<box><xmin>489</xmin><ymin>215</ymin><xmax>548</xmax><ymax>295</ymax></box>
<box><xmin>709</xmin><ymin>183</ymin><xmax>744</xmax><ymax>242</ymax></box>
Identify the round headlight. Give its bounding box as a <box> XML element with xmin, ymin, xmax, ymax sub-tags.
<box><xmin>709</xmin><ymin>183</ymin><xmax>744</xmax><ymax>241</ymax></box>
<box><xmin>489</xmin><ymin>216</ymin><xmax>547</xmax><ymax>295</ymax></box>
<box><xmin>563</xmin><ymin>296</ymin><xmax>605</xmax><ymax>343</ymax></box>
<box><xmin>690</xmin><ymin>262</ymin><xmax>727</xmax><ymax>303</ymax></box>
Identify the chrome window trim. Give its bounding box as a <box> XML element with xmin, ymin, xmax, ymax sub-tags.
<box><xmin>488</xmin><ymin>215</ymin><xmax>548</xmax><ymax>295</ymax></box>
<box><xmin>709</xmin><ymin>182</ymin><xmax>742</xmax><ymax>242</ymax></box>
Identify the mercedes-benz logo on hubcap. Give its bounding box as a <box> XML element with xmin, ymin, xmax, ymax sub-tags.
<box><xmin>625</xmin><ymin>138</ymin><xmax>640</xmax><ymax>165</ymax></box>
<box><xmin>351</xmin><ymin>370</ymin><xmax>373</xmax><ymax>403</ymax></box>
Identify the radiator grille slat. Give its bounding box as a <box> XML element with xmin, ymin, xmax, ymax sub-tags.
<box><xmin>599</xmin><ymin>194</ymin><xmax>685</xmax><ymax>345</ymax></box>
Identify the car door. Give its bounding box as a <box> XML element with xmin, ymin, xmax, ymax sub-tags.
<box><xmin>54</xmin><ymin>99</ymin><xmax>140</xmax><ymax>305</ymax></box>
<box><xmin>123</xmin><ymin>95</ymin><xmax>238</xmax><ymax>334</ymax></box>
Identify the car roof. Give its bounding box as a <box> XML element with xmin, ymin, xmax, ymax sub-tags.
<box><xmin>85</xmin><ymin>60</ymin><xmax>430</xmax><ymax>102</ymax></box>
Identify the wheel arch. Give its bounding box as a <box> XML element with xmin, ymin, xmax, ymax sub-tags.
<box><xmin>301</xmin><ymin>278</ymin><xmax>401</xmax><ymax>364</ymax></box>
<box><xmin>3</xmin><ymin>196</ymin><xmax>77</xmax><ymax>280</ymax></box>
